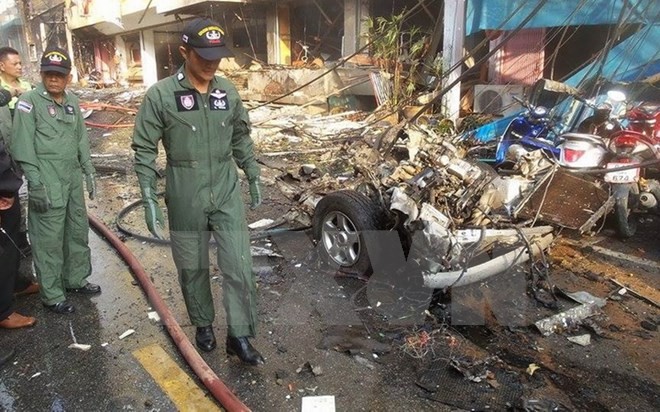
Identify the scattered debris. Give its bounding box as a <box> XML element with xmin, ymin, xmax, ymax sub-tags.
<box><xmin>248</xmin><ymin>218</ymin><xmax>276</xmax><ymax>229</ymax></box>
<box><xmin>582</xmin><ymin>316</ymin><xmax>611</xmax><ymax>338</ymax></box>
<box><xmin>567</xmin><ymin>334</ymin><xmax>592</xmax><ymax>346</ymax></box>
<box><xmin>640</xmin><ymin>320</ymin><xmax>658</xmax><ymax>332</ymax></box>
<box><xmin>300</xmin><ymin>164</ymin><xmax>318</xmax><ymax>175</ymax></box>
<box><xmin>147</xmin><ymin>311</ymin><xmax>161</xmax><ymax>322</ymax></box>
<box><xmin>319</xmin><ymin>325</ymin><xmax>391</xmax><ymax>354</ymax></box>
<box><xmin>526</xmin><ymin>363</ymin><xmax>541</xmax><ymax>376</ymax></box>
<box><xmin>28</xmin><ymin>372</ymin><xmax>41</xmax><ymax>381</ymax></box>
<box><xmin>535</xmin><ymin>303</ymin><xmax>602</xmax><ymax>336</ymax></box>
<box><xmin>556</xmin><ymin>289</ymin><xmax>607</xmax><ymax>308</ymax></box>
<box><xmin>68</xmin><ymin>343</ymin><xmax>92</xmax><ymax>351</ymax></box>
<box><xmin>450</xmin><ymin>356</ymin><xmax>501</xmax><ymax>383</ymax></box>
<box><xmin>486</xmin><ymin>370</ymin><xmax>500</xmax><ymax>389</ymax></box>
<box><xmin>275</xmin><ymin>369</ymin><xmax>289</xmax><ymax>386</ymax></box>
<box><xmin>296</xmin><ymin>362</ymin><xmax>323</xmax><ymax>377</ymax></box>
<box><xmin>353</xmin><ymin>355</ymin><xmax>376</xmax><ymax>370</ymax></box>
<box><xmin>250</xmin><ymin>246</ymin><xmax>283</xmax><ymax>258</ymax></box>
<box><xmin>119</xmin><ymin>329</ymin><xmax>136</xmax><ymax>340</ymax></box>
<box><xmin>607</xmin><ymin>278</ymin><xmax>660</xmax><ymax>309</ymax></box>
<box><xmin>516</xmin><ymin>398</ymin><xmax>569</xmax><ymax>411</ymax></box>
<box><xmin>68</xmin><ymin>321</ymin><xmax>91</xmax><ymax>351</ymax></box>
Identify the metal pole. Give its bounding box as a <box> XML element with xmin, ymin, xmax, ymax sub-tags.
<box><xmin>442</xmin><ymin>0</ymin><xmax>465</xmax><ymax>121</ymax></box>
<box><xmin>64</xmin><ymin>10</ymin><xmax>78</xmax><ymax>83</ymax></box>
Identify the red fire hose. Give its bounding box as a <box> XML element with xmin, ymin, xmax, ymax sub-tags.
<box><xmin>88</xmin><ymin>214</ymin><xmax>250</xmax><ymax>412</ymax></box>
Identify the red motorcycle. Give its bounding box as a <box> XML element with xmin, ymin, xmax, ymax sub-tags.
<box><xmin>605</xmin><ymin>103</ymin><xmax>660</xmax><ymax>237</ymax></box>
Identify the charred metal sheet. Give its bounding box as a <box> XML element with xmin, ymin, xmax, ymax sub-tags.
<box><xmin>517</xmin><ymin>169</ymin><xmax>609</xmax><ymax>229</ymax></box>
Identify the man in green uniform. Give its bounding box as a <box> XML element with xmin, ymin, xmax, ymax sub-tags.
<box><xmin>0</xmin><ymin>47</ymin><xmax>32</xmax><ymax>117</ymax></box>
<box><xmin>0</xmin><ymin>87</ymin><xmax>36</xmax><ymax>331</ymax></box>
<box><xmin>132</xmin><ymin>17</ymin><xmax>264</xmax><ymax>365</ymax></box>
<box><xmin>10</xmin><ymin>47</ymin><xmax>99</xmax><ymax>314</ymax></box>
<box><xmin>1</xmin><ymin>46</ymin><xmax>35</xmax><ymax>258</ymax></box>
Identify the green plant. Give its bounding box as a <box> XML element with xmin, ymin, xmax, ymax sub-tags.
<box><xmin>365</xmin><ymin>11</ymin><xmax>428</xmax><ymax>108</ymax></box>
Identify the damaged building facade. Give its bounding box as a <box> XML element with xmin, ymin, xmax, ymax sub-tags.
<box><xmin>2</xmin><ymin>0</ymin><xmax>644</xmax><ymax>117</ymax></box>
<box><xmin>2</xmin><ymin>1</ymin><xmax>436</xmax><ymax>86</ymax></box>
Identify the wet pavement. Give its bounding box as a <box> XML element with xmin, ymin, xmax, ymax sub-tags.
<box><xmin>1</xmin><ymin>232</ymin><xmax>180</xmax><ymax>411</ymax></box>
<box><xmin>2</xmin><ymin>180</ymin><xmax>657</xmax><ymax>411</ymax></box>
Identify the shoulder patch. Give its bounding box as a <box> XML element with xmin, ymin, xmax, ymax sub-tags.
<box><xmin>17</xmin><ymin>100</ymin><xmax>33</xmax><ymax>113</ymax></box>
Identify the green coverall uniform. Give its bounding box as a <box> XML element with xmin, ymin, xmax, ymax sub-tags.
<box><xmin>9</xmin><ymin>83</ymin><xmax>95</xmax><ymax>305</ymax></box>
<box><xmin>132</xmin><ymin>67</ymin><xmax>260</xmax><ymax>338</ymax></box>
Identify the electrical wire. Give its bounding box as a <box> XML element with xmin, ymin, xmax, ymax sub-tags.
<box><xmin>530</xmin><ymin>165</ymin><xmax>558</xmax><ymax>227</ymax></box>
<box><xmin>590</xmin><ymin>1</ymin><xmax>639</xmax><ymax>96</ymax></box>
<box><xmin>247</xmin><ymin>0</ymin><xmax>433</xmax><ymax>111</ymax></box>
<box><xmin>405</xmin><ymin>0</ymin><xmax>552</xmax><ymax>127</ymax></box>
<box><xmin>362</xmin><ymin>0</ymin><xmax>531</xmax><ymax>128</ymax></box>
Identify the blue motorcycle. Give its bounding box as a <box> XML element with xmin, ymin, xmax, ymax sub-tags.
<box><xmin>494</xmin><ymin>95</ymin><xmax>561</xmax><ymax>165</ymax></box>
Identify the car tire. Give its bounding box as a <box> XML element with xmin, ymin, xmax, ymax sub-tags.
<box><xmin>312</xmin><ymin>190</ymin><xmax>384</xmax><ymax>277</ymax></box>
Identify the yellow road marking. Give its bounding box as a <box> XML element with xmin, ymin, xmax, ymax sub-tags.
<box><xmin>133</xmin><ymin>344</ymin><xmax>222</xmax><ymax>411</ymax></box>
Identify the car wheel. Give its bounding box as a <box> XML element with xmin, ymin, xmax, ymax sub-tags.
<box><xmin>312</xmin><ymin>190</ymin><xmax>384</xmax><ymax>277</ymax></box>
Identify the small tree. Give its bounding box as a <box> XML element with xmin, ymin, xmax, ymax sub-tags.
<box><xmin>366</xmin><ymin>10</ymin><xmax>429</xmax><ymax>109</ymax></box>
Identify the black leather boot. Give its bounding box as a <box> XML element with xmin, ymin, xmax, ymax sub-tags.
<box><xmin>195</xmin><ymin>326</ymin><xmax>217</xmax><ymax>352</ymax></box>
<box><xmin>226</xmin><ymin>336</ymin><xmax>265</xmax><ymax>365</ymax></box>
<box><xmin>43</xmin><ymin>300</ymin><xmax>75</xmax><ymax>314</ymax></box>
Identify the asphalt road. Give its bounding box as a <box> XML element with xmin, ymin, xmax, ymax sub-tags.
<box><xmin>1</xmin><ymin>179</ymin><xmax>658</xmax><ymax>412</ymax></box>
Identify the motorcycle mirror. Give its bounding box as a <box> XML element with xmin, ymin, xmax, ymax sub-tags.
<box><xmin>607</xmin><ymin>90</ymin><xmax>626</xmax><ymax>102</ymax></box>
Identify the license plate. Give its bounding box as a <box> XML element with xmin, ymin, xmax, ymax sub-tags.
<box><xmin>604</xmin><ymin>163</ymin><xmax>639</xmax><ymax>183</ymax></box>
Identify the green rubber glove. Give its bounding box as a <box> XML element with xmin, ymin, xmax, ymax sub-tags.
<box><xmin>249</xmin><ymin>178</ymin><xmax>262</xmax><ymax>209</ymax></box>
<box><xmin>143</xmin><ymin>197</ymin><xmax>165</xmax><ymax>240</ymax></box>
<box><xmin>29</xmin><ymin>184</ymin><xmax>50</xmax><ymax>213</ymax></box>
<box><xmin>85</xmin><ymin>173</ymin><xmax>96</xmax><ymax>200</ymax></box>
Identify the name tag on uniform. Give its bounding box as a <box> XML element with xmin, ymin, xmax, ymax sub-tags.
<box><xmin>175</xmin><ymin>91</ymin><xmax>199</xmax><ymax>112</ymax></box>
<box><xmin>209</xmin><ymin>89</ymin><xmax>229</xmax><ymax>111</ymax></box>
<box><xmin>65</xmin><ymin>105</ymin><xmax>75</xmax><ymax>115</ymax></box>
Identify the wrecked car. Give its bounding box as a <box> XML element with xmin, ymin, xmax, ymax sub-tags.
<box><xmin>310</xmin><ymin>121</ymin><xmax>562</xmax><ymax>289</ymax></box>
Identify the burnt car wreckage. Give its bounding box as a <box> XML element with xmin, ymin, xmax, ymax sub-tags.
<box><xmin>309</xmin><ymin>121</ymin><xmax>591</xmax><ymax>294</ymax></box>
<box><xmin>307</xmin><ymin>75</ymin><xmax>659</xmax><ymax>298</ymax></box>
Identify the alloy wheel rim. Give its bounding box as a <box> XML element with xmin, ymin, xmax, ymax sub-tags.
<box><xmin>321</xmin><ymin>211</ymin><xmax>360</xmax><ymax>266</ymax></box>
